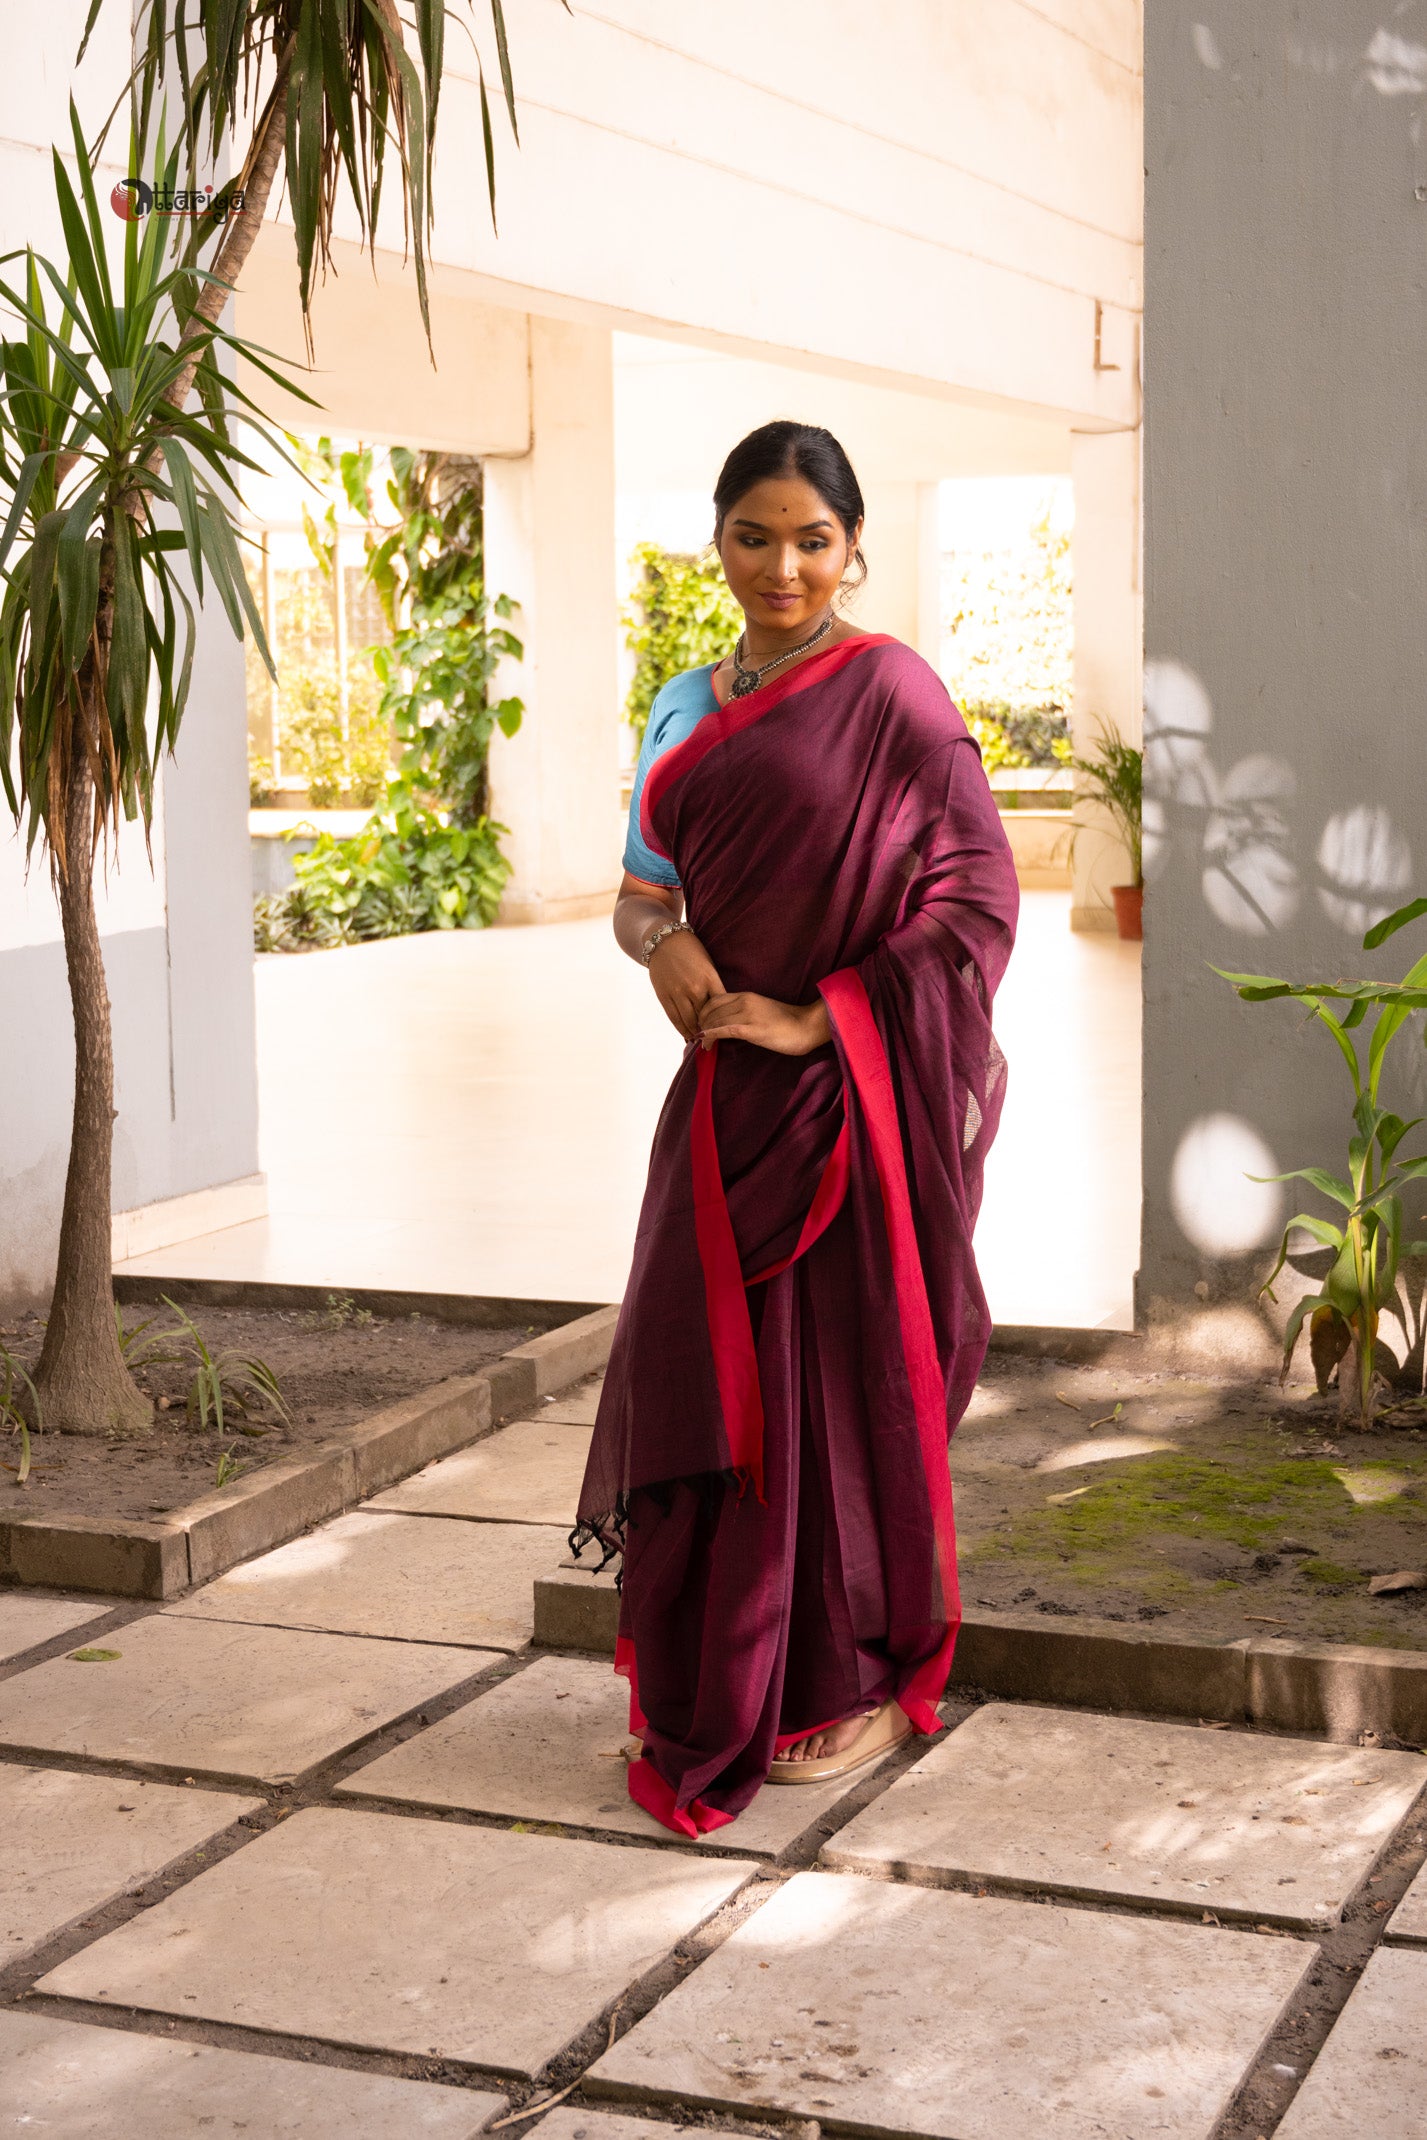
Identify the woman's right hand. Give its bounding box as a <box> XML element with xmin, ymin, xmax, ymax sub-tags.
<box><xmin>648</xmin><ymin>927</ymin><xmax>724</xmax><ymax>1043</ymax></box>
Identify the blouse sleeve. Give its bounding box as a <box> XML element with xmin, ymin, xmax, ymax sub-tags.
<box><xmin>623</xmin><ymin>692</ymin><xmax>683</xmax><ymax>889</ymax></box>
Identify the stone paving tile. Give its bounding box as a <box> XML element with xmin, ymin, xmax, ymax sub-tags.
<box><xmin>1384</xmin><ymin>1853</ymin><xmax>1427</xmax><ymax>1945</ymax></box>
<box><xmin>531</xmin><ymin>2112</ymin><xmax>702</xmax><ymax>2140</ymax></box>
<box><xmin>823</xmin><ymin>1702</ymin><xmax>1426</xmax><ymax>1927</ymax></box>
<box><xmin>0</xmin><ymin>1614</ymin><xmax>478</xmax><ymax>1785</ymax></box>
<box><xmin>1274</xmin><ymin>1948</ymin><xmax>1427</xmax><ymax>2138</ymax></box>
<box><xmin>166</xmin><ymin>1509</ymin><xmax>564</xmax><ymax>1651</ymax></box>
<box><xmin>0</xmin><ymin>2010</ymin><xmax>504</xmax><ymax>2136</ymax></box>
<box><xmin>588</xmin><ymin>1871</ymin><xmax>1314</xmax><ymax>2140</ymax></box>
<box><xmin>336</xmin><ymin>1654</ymin><xmax>871</xmax><ymax>1855</ymax></box>
<box><xmin>0</xmin><ymin>1765</ymin><xmax>259</xmax><ymax>1963</ymax></box>
<box><xmin>365</xmin><ymin>1421</ymin><xmax>592</xmax><ymax>1527</ymax></box>
<box><xmin>0</xmin><ymin>1595</ymin><xmax>110</xmax><ymax>1666</ymax></box>
<box><xmin>41</xmin><ymin>1807</ymin><xmax>757</xmax><ymax>2077</ymax></box>
<box><xmin>539</xmin><ymin>1377</ymin><xmax>603</xmax><ymax>1426</ymax></box>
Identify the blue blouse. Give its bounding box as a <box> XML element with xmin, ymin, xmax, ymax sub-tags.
<box><xmin>623</xmin><ymin>665</ymin><xmax>719</xmax><ymax>888</ymax></box>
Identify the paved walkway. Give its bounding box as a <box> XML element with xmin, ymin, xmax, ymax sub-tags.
<box><xmin>117</xmin><ymin>892</ymin><xmax>1141</xmax><ymax>1330</ymax></box>
<box><xmin>2</xmin><ymin>1368</ymin><xmax>1426</xmax><ymax>2137</ymax></box>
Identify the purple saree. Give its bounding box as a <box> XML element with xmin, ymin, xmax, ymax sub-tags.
<box><xmin>575</xmin><ymin>634</ymin><xmax>1018</xmax><ymax>1835</ymax></box>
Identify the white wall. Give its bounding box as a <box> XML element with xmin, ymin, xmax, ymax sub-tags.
<box><xmin>279</xmin><ymin>0</ymin><xmax>1142</xmax><ymax>431</ymax></box>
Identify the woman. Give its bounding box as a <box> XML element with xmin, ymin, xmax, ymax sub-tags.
<box><xmin>574</xmin><ymin>421</ymin><xmax>1018</xmax><ymax>1838</ymax></box>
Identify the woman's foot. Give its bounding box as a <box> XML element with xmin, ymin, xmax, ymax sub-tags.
<box><xmin>778</xmin><ymin>1709</ymin><xmax>877</xmax><ymax>1763</ymax></box>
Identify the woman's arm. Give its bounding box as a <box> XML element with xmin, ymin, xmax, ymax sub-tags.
<box><xmin>614</xmin><ymin>872</ymin><xmax>727</xmax><ymax>1044</ymax></box>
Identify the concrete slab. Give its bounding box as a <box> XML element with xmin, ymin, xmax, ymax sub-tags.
<box><xmin>539</xmin><ymin>1377</ymin><xmax>603</xmax><ymax>1426</ymax></box>
<box><xmin>0</xmin><ymin>1613</ymin><xmax>479</xmax><ymax>1785</ymax></box>
<box><xmin>0</xmin><ymin>1594</ymin><xmax>110</xmax><ymax>1665</ymax></box>
<box><xmin>0</xmin><ymin>2009</ymin><xmax>504</xmax><ymax>2136</ymax></box>
<box><xmin>0</xmin><ymin>1766</ymin><xmax>259</xmax><ymax>1963</ymax></box>
<box><xmin>589</xmin><ymin>1871</ymin><xmax>1313</xmax><ymax>2140</ymax></box>
<box><xmin>40</xmin><ymin>1807</ymin><xmax>757</xmax><ymax>2077</ymax></box>
<box><xmin>824</xmin><ymin>1702</ymin><xmax>1426</xmax><ymax>1928</ymax></box>
<box><xmin>336</xmin><ymin>1654</ymin><xmax>875</xmax><ymax>1855</ymax></box>
<box><xmin>531</xmin><ymin>2113</ymin><xmax>702</xmax><ymax>2140</ymax></box>
<box><xmin>366</xmin><ymin>1421</ymin><xmax>592</xmax><ymax>1527</ymax></box>
<box><xmin>1385</xmin><ymin>1854</ymin><xmax>1427</xmax><ymax>1945</ymax></box>
<box><xmin>533</xmin><ymin>1563</ymin><xmax>620</xmax><ymax>1651</ymax></box>
<box><xmin>166</xmin><ymin>1509</ymin><xmax>565</xmax><ymax>1651</ymax></box>
<box><xmin>1274</xmin><ymin>1948</ymin><xmax>1427</xmax><ymax>2139</ymax></box>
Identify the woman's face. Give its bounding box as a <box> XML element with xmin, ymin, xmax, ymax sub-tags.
<box><xmin>716</xmin><ymin>473</ymin><xmax>859</xmax><ymax>635</ymax></box>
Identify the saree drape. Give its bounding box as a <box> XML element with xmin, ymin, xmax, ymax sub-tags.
<box><xmin>575</xmin><ymin>634</ymin><xmax>1018</xmax><ymax>1835</ymax></box>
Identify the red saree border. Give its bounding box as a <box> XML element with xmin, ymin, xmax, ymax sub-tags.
<box><xmin>640</xmin><ymin>633</ymin><xmax>897</xmax><ymax>862</ymax></box>
<box><xmin>818</xmin><ymin>967</ymin><xmax>961</xmax><ymax>1734</ymax></box>
<box><xmin>691</xmin><ymin>1045</ymin><xmax>851</xmax><ymax>1500</ymax></box>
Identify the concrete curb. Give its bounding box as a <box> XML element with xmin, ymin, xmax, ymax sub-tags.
<box><xmin>113</xmin><ymin>1274</ymin><xmax>608</xmax><ymax>1332</ymax></box>
<box><xmin>532</xmin><ymin>1574</ymin><xmax>1427</xmax><ymax>1746</ymax></box>
<box><xmin>0</xmin><ymin>1307</ymin><xmax>617</xmax><ymax>1603</ymax></box>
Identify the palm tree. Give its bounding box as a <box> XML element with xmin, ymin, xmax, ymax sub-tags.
<box><xmin>103</xmin><ymin>0</ymin><xmax>517</xmax><ymax>378</ymax></box>
<box><xmin>0</xmin><ymin>115</ymin><xmax>313</xmax><ymax>1431</ymax></box>
<box><xmin>0</xmin><ymin>3</ymin><xmax>517</xmax><ymax>1434</ymax></box>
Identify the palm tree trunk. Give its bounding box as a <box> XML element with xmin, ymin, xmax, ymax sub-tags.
<box><xmin>33</xmin><ymin>729</ymin><xmax>151</xmax><ymax>1438</ymax></box>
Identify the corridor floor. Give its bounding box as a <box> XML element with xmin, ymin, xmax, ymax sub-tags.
<box><xmin>2</xmin><ymin>1367</ymin><xmax>1424</xmax><ymax>2138</ymax></box>
<box><xmin>118</xmin><ymin>892</ymin><xmax>1141</xmax><ymax>1329</ymax></box>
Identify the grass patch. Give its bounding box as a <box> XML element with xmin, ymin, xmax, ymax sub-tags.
<box><xmin>1299</xmin><ymin>1558</ymin><xmax>1358</xmax><ymax>1587</ymax></box>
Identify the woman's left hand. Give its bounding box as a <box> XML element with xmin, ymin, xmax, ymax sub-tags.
<box><xmin>697</xmin><ymin>991</ymin><xmax>832</xmax><ymax>1055</ymax></box>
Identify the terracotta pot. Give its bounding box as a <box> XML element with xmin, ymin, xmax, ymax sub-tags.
<box><xmin>1111</xmin><ymin>884</ymin><xmax>1143</xmax><ymax>941</ymax></box>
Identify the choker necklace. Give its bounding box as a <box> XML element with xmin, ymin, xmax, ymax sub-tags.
<box><xmin>729</xmin><ymin>611</ymin><xmax>834</xmax><ymax>699</ymax></box>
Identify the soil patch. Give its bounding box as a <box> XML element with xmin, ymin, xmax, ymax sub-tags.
<box><xmin>0</xmin><ymin>1298</ymin><xmax>527</xmax><ymax>1526</ymax></box>
<box><xmin>957</xmin><ymin>1351</ymin><xmax>1427</xmax><ymax>1649</ymax></box>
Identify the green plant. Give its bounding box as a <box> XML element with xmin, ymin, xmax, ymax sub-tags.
<box><xmin>0</xmin><ymin>113</ymin><xmax>309</xmax><ymax>1437</ymax></box>
<box><xmin>1071</xmin><ymin>721</ymin><xmax>1143</xmax><ymax>888</ymax></box>
<box><xmin>1218</xmin><ymin>896</ymin><xmax>1427</xmax><ymax>1428</ymax></box>
<box><xmin>255</xmin><ymin>796</ymin><xmax>511</xmax><ymax>949</ymax></box>
<box><xmin>0</xmin><ymin>1342</ymin><xmax>41</xmax><ymax>1485</ymax></box>
<box><xmin>624</xmin><ymin>542</ymin><xmax>742</xmax><ymax>740</ymax></box>
<box><xmin>278</xmin><ymin>664</ymin><xmax>393</xmax><ymax>807</ymax></box>
<box><xmin>215</xmin><ymin>1447</ymin><xmax>246</xmax><ymax>1488</ymax></box>
<box><xmin>115</xmin><ymin>1305</ymin><xmax>184</xmax><ymax>1370</ymax></box>
<box><xmin>962</xmin><ymin>699</ymin><xmax>1071</xmax><ymax>774</ymax></box>
<box><xmin>160</xmin><ymin>1298</ymin><xmax>290</xmax><ymax>1437</ymax></box>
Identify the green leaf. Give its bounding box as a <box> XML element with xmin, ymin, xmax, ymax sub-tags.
<box><xmin>1364</xmin><ymin>897</ymin><xmax>1427</xmax><ymax>950</ymax></box>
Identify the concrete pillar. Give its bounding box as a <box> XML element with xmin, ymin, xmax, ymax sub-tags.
<box><xmin>847</xmin><ymin>480</ymin><xmax>941</xmax><ymax>661</ymax></box>
<box><xmin>485</xmin><ymin>318</ymin><xmax>622</xmax><ymax>924</ymax></box>
<box><xmin>1069</xmin><ymin>426</ymin><xmax>1143</xmax><ymax>929</ymax></box>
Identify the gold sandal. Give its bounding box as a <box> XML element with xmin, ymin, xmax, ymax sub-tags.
<box><xmin>767</xmin><ymin>1698</ymin><xmax>913</xmax><ymax>1785</ymax></box>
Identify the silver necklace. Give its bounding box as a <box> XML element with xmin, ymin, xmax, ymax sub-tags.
<box><xmin>728</xmin><ymin>611</ymin><xmax>834</xmax><ymax>699</ymax></box>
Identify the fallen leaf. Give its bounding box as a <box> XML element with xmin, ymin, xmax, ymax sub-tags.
<box><xmin>1047</xmin><ymin>1486</ymin><xmax>1093</xmax><ymax>1505</ymax></box>
<box><xmin>1281</xmin><ymin>1815</ymin><xmax>1308</xmax><ymax>1826</ymax></box>
<box><xmin>1369</xmin><ymin>1570</ymin><xmax>1427</xmax><ymax>1596</ymax></box>
<box><xmin>1088</xmin><ymin>1404</ymin><xmax>1124</xmax><ymax>1430</ymax></box>
<box><xmin>1178</xmin><ymin>1800</ymin><xmax>1198</xmax><ymax>1809</ymax></box>
<box><xmin>68</xmin><ymin>1648</ymin><xmax>121</xmax><ymax>1664</ymax></box>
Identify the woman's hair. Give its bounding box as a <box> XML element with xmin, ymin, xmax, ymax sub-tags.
<box><xmin>713</xmin><ymin>420</ymin><xmax>867</xmax><ymax>588</ymax></box>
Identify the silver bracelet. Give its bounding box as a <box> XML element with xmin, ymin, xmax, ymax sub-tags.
<box><xmin>640</xmin><ymin>918</ymin><xmax>694</xmax><ymax>967</ymax></box>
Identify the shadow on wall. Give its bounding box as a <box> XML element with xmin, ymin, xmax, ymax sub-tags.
<box><xmin>1139</xmin><ymin>656</ymin><xmax>1427</xmax><ymax>1356</ymax></box>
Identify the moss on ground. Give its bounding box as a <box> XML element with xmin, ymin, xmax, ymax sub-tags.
<box><xmin>962</xmin><ymin>1448</ymin><xmax>1426</xmax><ymax>1588</ymax></box>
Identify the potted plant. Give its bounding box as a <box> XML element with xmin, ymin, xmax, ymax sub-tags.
<box><xmin>1072</xmin><ymin>721</ymin><xmax>1143</xmax><ymax>939</ymax></box>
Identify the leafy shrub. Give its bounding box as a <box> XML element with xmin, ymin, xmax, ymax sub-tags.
<box><xmin>624</xmin><ymin>542</ymin><xmax>741</xmax><ymax>740</ymax></box>
<box><xmin>254</xmin><ymin>794</ymin><xmax>511</xmax><ymax>951</ymax></box>
<box><xmin>277</xmin><ymin>664</ymin><xmax>394</xmax><ymax>807</ymax></box>
<box><xmin>962</xmin><ymin>698</ymin><xmax>1070</xmax><ymax>772</ymax></box>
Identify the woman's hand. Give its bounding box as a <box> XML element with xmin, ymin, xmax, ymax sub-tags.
<box><xmin>697</xmin><ymin>991</ymin><xmax>832</xmax><ymax>1056</ymax></box>
<box><xmin>648</xmin><ymin>927</ymin><xmax>726</xmax><ymax>1043</ymax></box>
